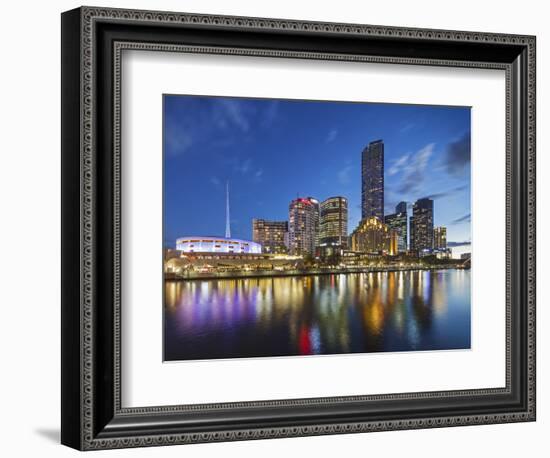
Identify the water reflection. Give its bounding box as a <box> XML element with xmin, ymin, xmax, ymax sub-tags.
<box><xmin>164</xmin><ymin>270</ymin><xmax>471</xmax><ymax>361</ymax></box>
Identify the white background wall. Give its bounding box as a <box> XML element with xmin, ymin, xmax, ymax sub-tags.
<box><xmin>0</xmin><ymin>0</ymin><xmax>546</xmax><ymax>456</ymax></box>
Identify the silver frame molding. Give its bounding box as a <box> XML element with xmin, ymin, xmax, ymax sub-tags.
<box><xmin>61</xmin><ymin>6</ymin><xmax>536</xmax><ymax>450</ymax></box>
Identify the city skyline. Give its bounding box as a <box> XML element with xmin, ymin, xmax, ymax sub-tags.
<box><xmin>164</xmin><ymin>95</ymin><xmax>471</xmax><ymax>255</ymax></box>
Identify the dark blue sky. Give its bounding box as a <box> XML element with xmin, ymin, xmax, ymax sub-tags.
<box><xmin>163</xmin><ymin>95</ymin><xmax>471</xmax><ymax>249</ymax></box>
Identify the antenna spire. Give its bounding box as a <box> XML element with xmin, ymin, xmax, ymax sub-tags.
<box><xmin>225</xmin><ymin>181</ymin><xmax>231</xmax><ymax>238</ymax></box>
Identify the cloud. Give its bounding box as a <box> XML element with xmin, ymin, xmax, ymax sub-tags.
<box><xmin>261</xmin><ymin>101</ymin><xmax>279</xmax><ymax>128</ymax></box>
<box><xmin>337</xmin><ymin>165</ymin><xmax>353</xmax><ymax>185</ymax></box>
<box><xmin>424</xmin><ymin>184</ymin><xmax>468</xmax><ymax>200</ymax></box>
<box><xmin>254</xmin><ymin>168</ymin><xmax>264</xmax><ymax>182</ymax></box>
<box><xmin>444</xmin><ymin>131</ymin><xmax>471</xmax><ymax>176</ymax></box>
<box><xmin>395</xmin><ymin>143</ymin><xmax>435</xmax><ymax>194</ymax></box>
<box><xmin>231</xmin><ymin>158</ymin><xmax>263</xmax><ymax>183</ymax></box>
<box><xmin>400</xmin><ymin>122</ymin><xmax>415</xmax><ymax>134</ymax></box>
<box><xmin>164</xmin><ymin>124</ymin><xmax>193</xmax><ymax>156</ymax></box>
<box><xmin>384</xmin><ymin>202</ymin><xmax>397</xmax><ymax>214</ymax></box>
<box><xmin>447</xmin><ymin>241</ymin><xmax>471</xmax><ymax>247</ymax></box>
<box><xmin>234</xmin><ymin>158</ymin><xmax>252</xmax><ymax>174</ymax></box>
<box><xmin>326</xmin><ymin>129</ymin><xmax>338</xmax><ymax>143</ymax></box>
<box><xmin>388</xmin><ymin>154</ymin><xmax>410</xmax><ymax>176</ymax></box>
<box><xmin>383</xmin><ymin>187</ymin><xmax>408</xmax><ymax>214</ymax></box>
<box><xmin>221</xmin><ymin>99</ymin><xmax>250</xmax><ymax>132</ymax></box>
<box><xmin>164</xmin><ymin>97</ymin><xmax>283</xmax><ymax>160</ymax></box>
<box><xmin>216</xmin><ymin>99</ymin><xmax>250</xmax><ymax>132</ymax></box>
<box><xmin>451</xmin><ymin>213</ymin><xmax>471</xmax><ymax>225</ymax></box>
<box><xmin>165</xmin><ymin>98</ymin><xmax>249</xmax><ymax>157</ymax></box>
<box><xmin>216</xmin><ymin>98</ymin><xmax>280</xmax><ymax>132</ymax></box>
<box><xmin>209</xmin><ymin>176</ymin><xmax>221</xmax><ymax>187</ymax></box>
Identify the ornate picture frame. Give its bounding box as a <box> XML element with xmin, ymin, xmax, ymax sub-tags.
<box><xmin>61</xmin><ymin>6</ymin><xmax>536</xmax><ymax>450</ymax></box>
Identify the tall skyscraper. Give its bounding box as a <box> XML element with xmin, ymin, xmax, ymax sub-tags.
<box><xmin>410</xmin><ymin>198</ymin><xmax>434</xmax><ymax>255</ymax></box>
<box><xmin>409</xmin><ymin>216</ymin><xmax>415</xmax><ymax>252</ymax></box>
<box><xmin>308</xmin><ymin>197</ymin><xmax>320</xmax><ymax>249</ymax></box>
<box><xmin>252</xmin><ymin>219</ymin><xmax>288</xmax><ymax>254</ymax></box>
<box><xmin>288</xmin><ymin>197</ymin><xmax>319</xmax><ymax>256</ymax></box>
<box><xmin>320</xmin><ymin>196</ymin><xmax>348</xmax><ymax>248</ymax></box>
<box><xmin>361</xmin><ymin>140</ymin><xmax>384</xmax><ymax>221</ymax></box>
<box><xmin>434</xmin><ymin>226</ymin><xmax>447</xmax><ymax>250</ymax></box>
<box><xmin>385</xmin><ymin>201</ymin><xmax>408</xmax><ymax>253</ymax></box>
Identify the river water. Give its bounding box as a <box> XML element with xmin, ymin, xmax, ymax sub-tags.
<box><xmin>164</xmin><ymin>269</ymin><xmax>471</xmax><ymax>361</ymax></box>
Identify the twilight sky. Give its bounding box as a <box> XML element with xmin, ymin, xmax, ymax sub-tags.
<box><xmin>163</xmin><ymin>95</ymin><xmax>471</xmax><ymax>254</ymax></box>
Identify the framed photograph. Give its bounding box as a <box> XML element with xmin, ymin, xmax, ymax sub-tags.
<box><xmin>61</xmin><ymin>6</ymin><xmax>536</xmax><ymax>450</ymax></box>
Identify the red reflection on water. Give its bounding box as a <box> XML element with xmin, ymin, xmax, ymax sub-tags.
<box><xmin>164</xmin><ymin>271</ymin><xmax>471</xmax><ymax>361</ymax></box>
<box><xmin>298</xmin><ymin>325</ymin><xmax>312</xmax><ymax>355</ymax></box>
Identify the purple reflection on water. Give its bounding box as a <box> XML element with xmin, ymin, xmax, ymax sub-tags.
<box><xmin>164</xmin><ymin>270</ymin><xmax>471</xmax><ymax>361</ymax></box>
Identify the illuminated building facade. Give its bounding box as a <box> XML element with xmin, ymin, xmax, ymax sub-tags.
<box><xmin>387</xmin><ymin>229</ymin><xmax>399</xmax><ymax>256</ymax></box>
<box><xmin>361</xmin><ymin>140</ymin><xmax>384</xmax><ymax>221</ymax></box>
<box><xmin>288</xmin><ymin>197</ymin><xmax>319</xmax><ymax>256</ymax></box>
<box><xmin>410</xmin><ymin>198</ymin><xmax>434</xmax><ymax>256</ymax></box>
<box><xmin>252</xmin><ymin>219</ymin><xmax>288</xmax><ymax>254</ymax></box>
<box><xmin>433</xmin><ymin>225</ymin><xmax>450</xmax><ymax>257</ymax></box>
<box><xmin>165</xmin><ymin>252</ymin><xmax>303</xmax><ymax>277</ymax></box>
<box><xmin>176</xmin><ymin>236</ymin><xmax>262</xmax><ymax>254</ymax></box>
<box><xmin>434</xmin><ymin>226</ymin><xmax>447</xmax><ymax>250</ymax></box>
<box><xmin>385</xmin><ymin>201</ymin><xmax>408</xmax><ymax>253</ymax></box>
<box><xmin>310</xmin><ymin>197</ymin><xmax>321</xmax><ymax>248</ymax></box>
<box><xmin>351</xmin><ymin>216</ymin><xmax>389</xmax><ymax>254</ymax></box>
<box><xmin>175</xmin><ymin>182</ymin><xmax>261</xmax><ymax>255</ymax></box>
<box><xmin>319</xmin><ymin>196</ymin><xmax>348</xmax><ymax>256</ymax></box>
